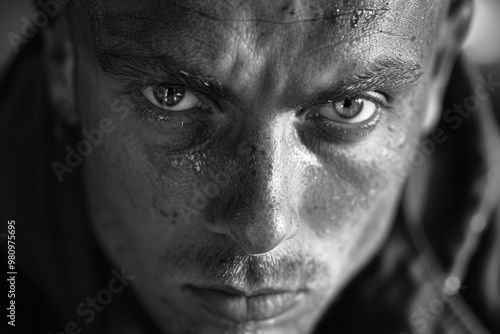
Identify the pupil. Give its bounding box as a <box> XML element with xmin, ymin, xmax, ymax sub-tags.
<box><xmin>155</xmin><ymin>86</ymin><xmax>185</xmax><ymax>107</ymax></box>
<box><xmin>333</xmin><ymin>98</ymin><xmax>362</xmax><ymax>118</ymax></box>
<box><xmin>343</xmin><ymin>98</ymin><xmax>353</xmax><ymax>108</ymax></box>
<box><xmin>164</xmin><ymin>88</ymin><xmax>185</xmax><ymax>106</ymax></box>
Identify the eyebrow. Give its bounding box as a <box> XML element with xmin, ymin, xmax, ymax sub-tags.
<box><xmin>298</xmin><ymin>56</ymin><xmax>423</xmax><ymax>108</ymax></box>
<box><xmin>94</xmin><ymin>41</ymin><xmax>230</xmax><ymax>100</ymax></box>
<box><xmin>94</xmin><ymin>39</ymin><xmax>423</xmax><ymax>107</ymax></box>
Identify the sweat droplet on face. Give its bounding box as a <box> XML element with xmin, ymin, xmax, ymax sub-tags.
<box><xmin>397</xmin><ymin>134</ymin><xmax>408</xmax><ymax>149</ymax></box>
<box><xmin>351</xmin><ymin>12</ymin><xmax>360</xmax><ymax>28</ymax></box>
<box><xmin>350</xmin><ymin>9</ymin><xmax>378</xmax><ymax>28</ymax></box>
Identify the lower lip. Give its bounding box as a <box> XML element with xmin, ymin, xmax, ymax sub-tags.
<box><xmin>185</xmin><ymin>286</ymin><xmax>305</xmax><ymax>323</ymax></box>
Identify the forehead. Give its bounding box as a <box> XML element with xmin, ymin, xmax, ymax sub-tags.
<box><xmin>81</xmin><ymin>0</ymin><xmax>446</xmax><ymax>99</ymax></box>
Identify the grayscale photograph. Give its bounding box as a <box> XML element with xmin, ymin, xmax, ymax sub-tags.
<box><xmin>1</xmin><ymin>0</ymin><xmax>499</xmax><ymax>333</ymax></box>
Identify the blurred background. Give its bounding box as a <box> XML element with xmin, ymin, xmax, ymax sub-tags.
<box><xmin>0</xmin><ymin>0</ymin><xmax>33</xmax><ymax>68</ymax></box>
<box><xmin>1</xmin><ymin>0</ymin><xmax>500</xmax><ymax>73</ymax></box>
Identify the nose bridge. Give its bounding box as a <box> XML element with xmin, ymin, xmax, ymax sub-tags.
<box><xmin>235</xmin><ymin>119</ymin><xmax>298</xmax><ymax>255</ymax></box>
<box><xmin>258</xmin><ymin>117</ymin><xmax>288</xmax><ymax>208</ymax></box>
<box><xmin>209</xmin><ymin>116</ymin><xmax>299</xmax><ymax>255</ymax></box>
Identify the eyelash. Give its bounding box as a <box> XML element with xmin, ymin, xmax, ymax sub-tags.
<box><xmin>128</xmin><ymin>80</ymin><xmax>392</xmax><ymax>145</ymax></box>
<box><xmin>302</xmin><ymin>93</ymin><xmax>391</xmax><ymax>144</ymax></box>
<box><xmin>305</xmin><ymin>113</ymin><xmax>382</xmax><ymax>143</ymax></box>
<box><xmin>128</xmin><ymin>83</ymin><xmax>214</xmax><ymax>129</ymax></box>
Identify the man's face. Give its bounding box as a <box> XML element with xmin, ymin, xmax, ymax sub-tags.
<box><xmin>69</xmin><ymin>0</ymin><xmax>448</xmax><ymax>333</ymax></box>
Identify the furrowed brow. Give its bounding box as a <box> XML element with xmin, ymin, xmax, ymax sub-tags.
<box><xmin>95</xmin><ymin>39</ymin><xmax>422</xmax><ymax>109</ymax></box>
<box><xmin>93</xmin><ymin>42</ymin><xmax>229</xmax><ymax>100</ymax></box>
<box><xmin>301</xmin><ymin>57</ymin><xmax>423</xmax><ymax>107</ymax></box>
<box><xmin>347</xmin><ymin>57</ymin><xmax>423</xmax><ymax>93</ymax></box>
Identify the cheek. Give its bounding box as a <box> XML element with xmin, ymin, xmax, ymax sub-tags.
<box><xmin>298</xmin><ymin>157</ymin><xmax>391</xmax><ymax>240</ymax></box>
<box><xmin>297</xmin><ymin>90</ymin><xmax>428</xmax><ymax>237</ymax></box>
<box><xmin>71</xmin><ymin>70</ymin><xmax>177</xmax><ymax>249</ymax></box>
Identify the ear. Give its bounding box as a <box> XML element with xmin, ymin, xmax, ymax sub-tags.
<box><xmin>42</xmin><ymin>14</ymin><xmax>78</xmax><ymax>125</ymax></box>
<box><xmin>422</xmin><ymin>0</ymin><xmax>474</xmax><ymax>134</ymax></box>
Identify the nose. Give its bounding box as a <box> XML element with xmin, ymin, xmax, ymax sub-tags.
<box><xmin>206</xmin><ymin>118</ymin><xmax>299</xmax><ymax>255</ymax></box>
<box><xmin>228</xmin><ymin>192</ymin><xmax>298</xmax><ymax>255</ymax></box>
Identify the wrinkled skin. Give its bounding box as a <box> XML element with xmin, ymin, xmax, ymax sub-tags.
<box><xmin>51</xmin><ymin>0</ymin><xmax>463</xmax><ymax>333</ymax></box>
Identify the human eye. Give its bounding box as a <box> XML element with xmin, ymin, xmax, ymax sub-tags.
<box><xmin>316</xmin><ymin>96</ymin><xmax>378</xmax><ymax>124</ymax></box>
<box><xmin>304</xmin><ymin>92</ymin><xmax>388</xmax><ymax>143</ymax></box>
<box><xmin>141</xmin><ymin>85</ymin><xmax>207</xmax><ymax>112</ymax></box>
<box><xmin>131</xmin><ymin>83</ymin><xmax>214</xmax><ymax>130</ymax></box>
<box><xmin>124</xmin><ymin>83</ymin><xmax>222</xmax><ymax>151</ymax></box>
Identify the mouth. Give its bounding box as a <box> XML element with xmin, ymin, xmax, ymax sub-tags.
<box><xmin>184</xmin><ymin>285</ymin><xmax>307</xmax><ymax>323</ymax></box>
